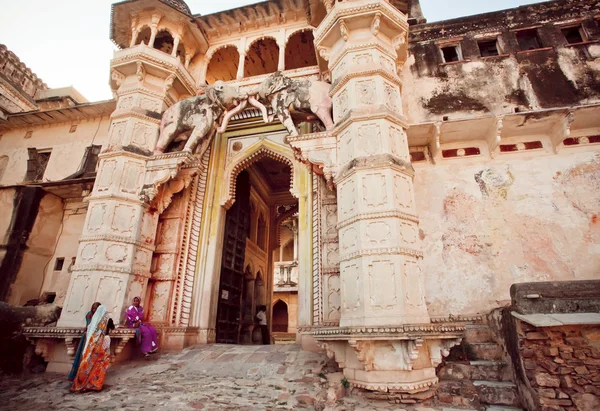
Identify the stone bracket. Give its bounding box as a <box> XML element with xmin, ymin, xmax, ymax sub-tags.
<box><xmin>286</xmin><ymin>131</ymin><xmax>337</xmax><ymax>189</ymax></box>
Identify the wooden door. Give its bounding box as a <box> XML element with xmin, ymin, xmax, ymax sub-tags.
<box><xmin>216</xmin><ymin>171</ymin><xmax>251</xmax><ymax>344</ymax></box>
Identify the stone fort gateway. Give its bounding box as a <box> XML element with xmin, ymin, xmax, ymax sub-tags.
<box><xmin>1</xmin><ymin>0</ymin><xmax>600</xmax><ymax>409</ymax></box>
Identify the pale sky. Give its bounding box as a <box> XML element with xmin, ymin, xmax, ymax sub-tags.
<box><xmin>0</xmin><ymin>0</ymin><xmax>544</xmax><ymax>102</ymax></box>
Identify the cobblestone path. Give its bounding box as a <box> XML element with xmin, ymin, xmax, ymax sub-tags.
<box><xmin>0</xmin><ymin>344</ymin><xmax>452</xmax><ymax>411</ymax></box>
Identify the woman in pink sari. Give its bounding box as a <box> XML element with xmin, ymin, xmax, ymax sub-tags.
<box><xmin>126</xmin><ymin>297</ymin><xmax>158</xmax><ymax>357</ymax></box>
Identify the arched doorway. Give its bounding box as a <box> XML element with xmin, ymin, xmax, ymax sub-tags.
<box><xmin>214</xmin><ymin>151</ymin><xmax>297</xmax><ymax>344</ymax></box>
<box><xmin>244</xmin><ymin>38</ymin><xmax>279</xmax><ymax>77</ymax></box>
<box><xmin>272</xmin><ymin>300</ymin><xmax>289</xmax><ymax>332</ymax></box>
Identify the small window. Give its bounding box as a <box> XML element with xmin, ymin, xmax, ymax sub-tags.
<box><xmin>69</xmin><ymin>125</ymin><xmax>78</xmax><ymax>133</ymax></box>
<box><xmin>54</xmin><ymin>257</ymin><xmax>65</xmax><ymax>271</ymax></box>
<box><xmin>516</xmin><ymin>29</ymin><xmax>542</xmax><ymax>51</ymax></box>
<box><xmin>478</xmin><ymin>39</ymin><xmax>500</xmax><ymax>57</ymax></box>
<box><xmin>25</xmin><ymin>148</ymin><xmax>52</xmax><ymax>182</ymax></box>
<box><xmin>441</xmin><ymin>45</ymin><xmax>461</xmax><ymax>63</ymax></box>
<box><xmin>561</xmin><ymin>26</ymin><xmax>585</xmax><ymax>44</ymax></box>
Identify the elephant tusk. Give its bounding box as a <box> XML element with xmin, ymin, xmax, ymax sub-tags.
<box><xmin>217</xmin><ymin>99</ymin><xmax>248</xmax><ymax>134</ymax></box>
<box><xmin>248</xmin><ymin>96</ymin><xmax>269</xmax><ymax>124</ymax></box>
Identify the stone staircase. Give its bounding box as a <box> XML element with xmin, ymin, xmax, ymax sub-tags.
<box><xmin>436</xmin><ymin>323</ymin><xmax>525</xmax><ymax>411</ymax></box>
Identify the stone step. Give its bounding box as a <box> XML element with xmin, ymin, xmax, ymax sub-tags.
<box><xmin>473</xmin><ymin>380</ymin><xmax>521</xmax><ymax>407</ymax></box>
<box><xmin>468</xmin><ymin>342</ymin><xmax>504</xmax><ymax>361</ymax></box>
<box><xmin>471</xmin><ymin>361</ymin><xmax>512</xmax><ymax>382</ymax></box>
<box><xmin>438</xmin><ymin>360</ymin><xmax>512</xmax><ymax>382</ymax></box>
<box><xmin>465</xmin><ymin>324</ymin><xmax>495</xmax><ymax>343</ymax></box>
<box><xmin>484</xmin><ymin>406</ymin><xmax>525</xmax><ymax>411</ymax></box>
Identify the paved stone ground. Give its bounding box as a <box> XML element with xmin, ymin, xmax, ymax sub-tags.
<box><xmin>0</xmin><ymin>344</ymin><xmax>461</xmax><ymax>411</ymax></box>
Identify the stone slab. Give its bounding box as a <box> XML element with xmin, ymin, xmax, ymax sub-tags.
<box><xmin>512</xmin><ymin>311</ymin><xmax>600</xmax><ymax>327</ymax></box>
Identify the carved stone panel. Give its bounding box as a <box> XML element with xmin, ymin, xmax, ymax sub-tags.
<box><xmin>132</xmin><ymin>122</ymin><xmax>156</xmax><ymax>149</ymax></box>
<box><xmin>404</xmin><ymin>258</ymin><xmax>426</xmax><ymax>313</ymax></box>
<box><xmin>358</xmin><ymin>124</ymin><xmax>382</xmax><ymax>156</ymax></box>
<box><xmin>340</xmin><ymin>226</ymin><xmax>358</xmax><ymax>254</ymax></box>
<box><xmin>80</xmin><ymin>243</ymin><xmax>98</xmax><ymax>262</ymax></box>
<box><xmin>154</xmin><ymin>253</ymin><xmax>176</xmax><ymax>280</ymax></box>
<box><xmin>322</xmin><ymin>204</ymin><xmax>338</xmax><ymax>240</ymax></box>
<box><xmin>120</xmin><ymin>161</ymin><xmax>144</xmax><ymax>194</ymax></box>
<box><xmin>353</xmin><ymin>52</ymin><xmax>373</xmax><ymax>66</ymax></box>
<box><xmin>384</xmin><ymin>82</ymin><xmax>401</xmax><ymax>113</ymax></box>
<box><xmin>97</xmin><ymin>160</ymin><xmax>117</xmax><ymax>192</ymax></box>
<box><xmin>96</xmin><ymin>275</ymin><xmax>125</xmax><ymax>316</ymax></box>
<box><xmin>338</xmin><ymin>129</ymin><xmax>353</xmax><ymax>166</ymax></box>
<box><xmin>362</xmin><ymin>173</ymin><xmax>387</xmax><ymax>208</ymax></box>
<box><xmin>324</xmin><ymin>274</ymin><xmax>341</xmax><ymax>322</ymax></box>
<box><xmin>156</xmin><ymin>219</ymin><xmax>180</xmax><ymax>251</ymax></box>
<box><xmin>334</xmin><ymin>88</ymin><xmax>349</xmax><ymax>122</ymax></box>
<box><xmin>394</xmin><ymin>174</ymin><xmax>413</xmax><ymax>210</ymax></box>
<box><xmin>134</xmin><ymin>248</ymin><xmax>152</xmax><ymax>273</ymax></box>
<box><xmin>339</xmin><ymin>180</ymin><xmax>356</xmax><ymax>220</ymax></box>
<box><xmin>356</xmin><ymin>80</ymin><xmax>376</xmax><ymax>106</ymax></box>
<box><xmin>149</xmin><ymin>281</ymin><xmax>172</xmax><ymax>322</ymax></box>
<box><xmin>105</xmin><ymin>244</ymin><xmax>129</xmax><ymax>264</ymax></box>
<box><xmin>366</xmin><ymin>221</ymin><xmax>392</xmax><ymax>246</ymax></box>
<box><xmin>368</xmin><ymin>260</ymin><xmax>397</xmax><ymax>310</ymax></box>
<box><xmin>109</xmin><ymin>121</ymin><xmax>127</xmax><ymax>147</ymax></box>
<box><xmin>324</xmin><ymin>242</ymin><xmax>340</xmax><ymax>268</ymax></box>
<box><xmin>390</xmin><ymin>126</ymin><xmax>409</xmax><ymax>160</ymax></box>
<box><xmin>111</xmin><ymin>204</ymin><xmax>136</xmax><ymax>234</ymax></box>
<box><xmin>399</xmin><ymin>221</ymin><xmax>417</xmax><ymax>245</ymax></box>
<box><xmin>341</xmin><ymin>262</ymin><xmax>360</xmax><ymax>313</ymax></box>
<box><xmin>65</xmin><ymin>275</ymin><xmax>91</xmax><ymax>314</ymax></box>
<box><xmin>87</xmin><ymin>203</ymin><xmax>106</xmax><ymax>232</ymax></box>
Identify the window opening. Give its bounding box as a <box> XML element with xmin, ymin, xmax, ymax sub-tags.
<box><xmin>478</xmin><ymin>39</ymin><xmax>499</xmax><ymax>57</ymax></box>
<box><xmin>54</xmin><ymin>257</ymin><xmax>65</xmax><ymax>271</ymax></box>
<box><xmin>561</xmin><ymin>26</ymin><xmax>585</xmax><ymax>44</ymax></box>
<box><xmin>25</xmin><ymin>148</ymin><xmax>51</xmax><ymax>181</ymax></box>
<box><xmin>441</xmin><ymin>45</ymin><xmax>461</xmax><ymax>63</ymax></box>
<box><xmin>516</xmin><ymin>29</ymin><xmax>542</xmax><ymax>51</ymax></box>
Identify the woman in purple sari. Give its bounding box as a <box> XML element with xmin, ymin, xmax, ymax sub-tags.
<box><xmin>126</xmin><ymin>297</ymin><xmax>158</xmax><ymax>357</ymax></box>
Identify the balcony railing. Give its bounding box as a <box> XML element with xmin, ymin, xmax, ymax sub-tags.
<box><xmin>274</xmin><ymin>261</ymin><xmax>298</xmax><ymax>292</ymax></box>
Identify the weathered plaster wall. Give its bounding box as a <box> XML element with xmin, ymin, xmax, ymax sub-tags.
<box><xmin>40</xmin><ymin>200</ymin><xmax>87</xmax><ymax>306</ymax></box>
<box><xmin>404</xmin><ymin>0</ymin><xmax>600</xmax><ymax>123</ymax></box>
<box><xmin>0</xmin><ymin>117</ymin><xmax>111</xmax><ymax>186</ymax></box>
<box><xmin>8</xmin><ymin>193</ymin><xmax>63</xmax><ymax>305</ymax></box>
<box><xmin>414</xmin><ymin>149</ymin><xmax>600</xmax><ymax>317</ymax></box>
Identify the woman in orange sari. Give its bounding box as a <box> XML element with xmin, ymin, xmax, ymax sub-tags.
<box><xmin>71</xmin><ymin>305</ymin><xmax>114</xmax><ymax>392</ymax></box>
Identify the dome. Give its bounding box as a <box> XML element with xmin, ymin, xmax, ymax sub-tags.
<box><xmin>160</xmin><ymin>0</ymin><xmax>192</xmax><ymax>16</ymax></box>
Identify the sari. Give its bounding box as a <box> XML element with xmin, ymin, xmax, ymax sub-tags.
<box><xmin>67</xmin><ymin>310</ymin><xmax>94</xmax><ymax>381</ymax></box>
<box><xmin>71</xmin><ymin>305</ymin><xmax>111</xmax><ymax>392</ymax></box>
<box><xmin>126</xmin><ymin>299</ymin><xmax>158</xmax><ymax>355</ymax></box>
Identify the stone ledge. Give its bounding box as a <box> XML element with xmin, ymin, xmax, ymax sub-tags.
<box><xmin>512</xmin><ymin>311</ymin><xmax>600</xmax><ymax>327</ymax></box>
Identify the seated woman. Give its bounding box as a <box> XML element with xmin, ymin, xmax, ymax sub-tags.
<box><xmin>126</xmin><ymin>296</ymin><xmax>158</xmax><ymax>357</ymax></box>
<box><xmin>71</xmin><ymin>305</ymin><xmax>115</xmax><ymax>392</ymax></box>
<box><xmin>68</xmin><ymin>302</ymin><xmax>100</xmax><ymax>381</ymax></box>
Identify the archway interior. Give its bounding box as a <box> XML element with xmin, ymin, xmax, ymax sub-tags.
<box><xmin>206</xmin><ymin>46</ymin><xmax>239</xmax><ymax>84</ymax></box>
<box><xmin>215</xmin><ymin>155</ymin><xmax>298</xmax><ymax>344</ymax></box>
<box><xmin>285</xmin><ymin>31</ymin><xmax>318</xmax><ymax>70</ymax></box>
<box><xmin>244</xmin><ymin>38</ymin><xmax>279</xmax><ymax>78</ymax></box>
<box><xmin>272</xmin><ymin>300</ymin><xmax>289</xmax><ymax>332</ymax></box>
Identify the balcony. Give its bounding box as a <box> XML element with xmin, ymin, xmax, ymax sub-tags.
<box><xmin>274</xmin><ymin>261</ymin><xmax>298</xmax><ymax>292</ymax></box>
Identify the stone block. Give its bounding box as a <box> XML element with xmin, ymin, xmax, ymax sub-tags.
<box><xmin>575</xmin><ymin>366</ymin><xmax>589</xmax><ymax>375</ymax></box>
<box><xmin>464</xmin><ymin>325</ymin><xmax>494</xmax><ymax>343</ymax></box>
<box><xmin>541</xmin><ymin>359</ymin><xmax>561</xmax><ymax>373</ymax></box>
<box><xmin>571</xmin><ymin>393</ymin><xmax>600</xmax><ymax>411</ymax></box>
<box><xmin>539</xmin><ymin>397</ymin><xmax>573</xmax><ymax>407</ymax></box>
<box><xmin>536</xmin><ymin>372</ymin><xmax>561</xmax><ymax>388</ymax></box>
<box><xmin>474</xmin><ymin>381</ymin><xmax>520</xmax><ymax>407</ymax></box>
<box><xmin>539</xmin><ymin>388</ymin><xmax>557</xmax><ymax>398</ymax></box>
<box><xmin>469</xmin><ymin>343</ymin><xmax>503</xmax><ymax>361</ymax></box>
<box><xmin>544</xmin><ymin>347</ymin><xmax>560</xmax><ymax>357</ymax></box>
<box><xmin>438</xmin><ymin>362</ymin><xmax>472</xmax><ymax>380</ymax></box>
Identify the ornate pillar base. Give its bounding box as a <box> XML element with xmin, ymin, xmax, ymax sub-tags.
<box><xmin>314</xmin><ymin>324</ymin><xmax>464</xmax><ymax>402</ymax></box>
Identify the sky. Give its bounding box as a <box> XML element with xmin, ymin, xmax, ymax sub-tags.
<box><xmin>0</xmin><ymin>0</ymin><xmax>545</xmax><ymax>102</ymax></box>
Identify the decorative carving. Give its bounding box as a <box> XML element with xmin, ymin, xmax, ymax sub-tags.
<box><xmin>111</xmin><ymin>70</ymin><xmax>125</xmax><ymax>88</ymax></box>
<box><xmin>356</xmin><ymin>80</ymin><xmax>376</xmax><ymax>105</ymax></box>
<box><xmin>120</xmin><ymin>161</ymin><xmax>143</xmax><ymax>194</ymax></box>
<box><xmin>362</xmin><ymin>173</ymin><xmax>387</xmax><ymax>207</ymax></box>
<box><xmin>111</xmin><ymin>205</ymin><xmax>136</xmax><ymax>234</ymax></box>
<box><xmin>118</xmin><ymin>96</ymin><xmax>134</xmax><ymax>110</ymax></box>
<box><xmin>97</xmin><ymin>160</ymin><xmax>117</xmax><ymax>191</ymax></box>
<box><xmin>339</xmin><ymin>180</ymin><xmax>356</xmax><ymax>219</ymax></box>
<box><xmin>136</xmin><ymin>62</ymin><xmax>145</xmax><ymax>82</ymax></box>
<box><xmin>87</xmin><ymin>204</ymin><xmax>106</xmax><ymax>232</ymax></box>
<box><xmin>429</xmin><ymin>338</ymin><xmax>462</xmax><ymax>366</ymax></box>
<box><xmin>371</xmin><ymin>13</ymin><xmax>382</xmax><ymax>36</ymax></box>
<box><xmin>366</xmin><ymin>221</ymin><xmax>391</xmax><ymax>245</ymax></box>
<box><xmin>342</xmin><ymin>263</ymin><xmax>360</xmax><ymax>312</ymax></box>
<box><xmin>132</xmin><ymin>122</ymin><xmax>155</xmax><ymax>148</ymax></box>
<box><xmin>105</xmin><ymin>244</ymin><xmax>128</xmax><ymax>263</ymax></box>
<box><xmin>155</xmin><ymin>81</ymin><xmax>261</xmax><ymax>155</ymax></box>
<box><xmin>96</xmin><ymin>276</ymin><xmax>124</xmax><ymax>315</ymax></box>
<box><xmin>81</xmin><ymin>243</ymin><xmax>98</xmax><ymax>262</ymax></box>
<box><xmin>384</xmin><ymin>82</ymin><xmax>400</xmax><ymax>113</ymax></box>
<box><xmin>353</xmin><ymin>53</ymin><xmax>373</xmax><ymax>66</ymax></box>
<box><xmin>358</xmin><ymin>124</ymin><xmax>381</xmax><ymax>155</ymax></box>
<box><xmin>318</xmin><ymin>46</ymin><xmax>330</xmax><ymax>61</ymax></box>
<box><xmin>334</xmin><ymin>88</ymin><xmax>349</xmax><ymax>122</ymax></box>
<box><xmin>394</xmin><ymin>175</ymin><xmax>412</xmax><ymax>210</ymax></box>
<box><xmin>109</xmin><ymin>122</ymin><xmax>127</xmax><ymax>148</ymax></box>
<box><xmin>65</xmin><ymin>337</ymin><xmax>76</xmax><ymax>357</ymax></box>
<box><xmin>251</xmin><ymin>71</ymin><xmax>334</xmax><ymax>136</ymax></box>
<box><xmin>368</xmin><ymin>260</ymin><xmax>397</xmax><ymax>310</ymax></box>
<box><xmin>164</xmin><ymin>73</ymin><xmax>176</xmax><ymax>94</ymax></box>
<box><xmin>65</xmin><ymin>275</ymin><xmax>90</xmax><ymax>314</ymax></box>
<box><xmin>340</xmin><ymin>19</ymin><xmax>349</xmax><ymax>42</ymax></box>
<box><xmin>325</xmin><ymin>274</ymin><xmax>341</xmax><ymax>321</ymax></box>
<box><xmin>349</xmin><ymin>340</ymin><xmax>376</xmax><ymax>371</ymax></box>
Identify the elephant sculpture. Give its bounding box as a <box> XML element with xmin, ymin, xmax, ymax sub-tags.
<box><xmin>217</xmin><ymin>72</ymin><xmax>334</xmax><ymax>137</ymax></box>
<box><xmin>154</xmin><ymin>80</ymin><xmax>267</xmax><ymax>155</ymax></box>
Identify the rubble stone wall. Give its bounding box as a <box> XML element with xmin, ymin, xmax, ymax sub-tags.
<box><xmin>516</xmin><ymin>320</ymin><xmax>600</xmax><ymax>410</ymax></box>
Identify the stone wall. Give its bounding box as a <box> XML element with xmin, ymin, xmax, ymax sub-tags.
<box><xmin>516</xmin><ymin>320</ymin><xmax>600</xmax><ymax>410</ymax></box>
<box><xmin>404</xmin><ymin>0</ymin><xmax>600</xmax><ymax>123</ymax></box>
<box><xmin>414</xmin><ymin>149</ymin><xmax>600</xmax><ymax>317</ymax></box>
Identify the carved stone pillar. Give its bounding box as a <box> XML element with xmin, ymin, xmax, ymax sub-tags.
<box><xmin>277</xmin><ymin>42</ymin><xmax>286</xmax><ymax>71</ymax></box>
<box><xmin>172</xmin><ymin>35</ymin><xmax>181</xmax><ymax>58</ymax></box>
<box><xmin>237</xmin><ymin>52</ymin><xmax>246</xmax><ymax>80</ymax></box>
<box><xmin>57</xmin><ymin>45</ymin><xmax>196</xmax><ymax>327</ymax></box>
<box><xmin>312</xmin><ymin>0</ymin><xmax>463</xmax><ymax>400</ymax></box>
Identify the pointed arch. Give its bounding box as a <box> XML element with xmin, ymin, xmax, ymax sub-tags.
<box><xmin>220</xmin><ymin>139</ymin><xmax>301</xmax><ymax>209</ymax></box>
